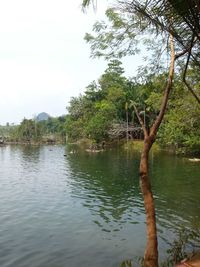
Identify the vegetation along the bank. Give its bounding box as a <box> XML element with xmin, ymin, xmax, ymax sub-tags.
<box><xmin>1</xmin><ymin>58</ymin><xmax>199</xmax><ymax>155</ymax></box>
<box><xmin>65</xmin><ymin>59</ymin><xmax>200</xmax><ymax>155</ymax></box>
<box><xmin>0</xmin><ymin>115</ymin><xmax>67</xmax><ymax>144</ymax></box>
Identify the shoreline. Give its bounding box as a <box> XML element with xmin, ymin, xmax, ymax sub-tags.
<box><xmin>1</xmin><ymin>139</ymin><xmax>199</xmax><ymax>157</ymax></box>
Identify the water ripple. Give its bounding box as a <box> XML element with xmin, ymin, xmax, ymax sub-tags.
<box><xmin>0</xmin><ymin>145</ymin><xmax>199</xmax><ymax>267</ymax></box>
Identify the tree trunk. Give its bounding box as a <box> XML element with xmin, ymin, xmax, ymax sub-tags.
<box><xmin>126</xmin><ymin>110</ymin><xmax>129</xmax><ymax>143</ymax></box>
<box><xmin>139</xmin><ymin>32</ymin><xmax>175</xmax><ymax>267</ymax></box>
<box><xmin>140</xmin><ymin>137</ymin><xmax>158</xmax><ymax>267</ymax></box>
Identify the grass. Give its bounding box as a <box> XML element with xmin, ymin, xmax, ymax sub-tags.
<box><xmin>123</xmin><ymin>140</ymin><xmax>160</xmax><ymax>153</ymax></box>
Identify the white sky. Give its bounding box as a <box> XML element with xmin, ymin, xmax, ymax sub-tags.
<box><xmin>0</xmin><ymin>0</ymin><xmax>143</xmax><ymax>125</ymax></box>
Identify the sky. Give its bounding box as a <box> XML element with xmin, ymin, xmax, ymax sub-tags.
<box><xmin>0</xmin><ymin>0</ymin><xmax>143</xmax><ymax>125</ymax></box>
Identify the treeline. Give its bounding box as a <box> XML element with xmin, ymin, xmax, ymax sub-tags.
<box><xmin>1</xmin><ymin>116</ymin><xmax>67</xmax><ymax>144</ymax></box>
<box><xmin>1</xmin><ymin>60</ymin><xmax>199</xmax><ymax>154</ymax></box>
<box><xmin>66</xmin><ymin>59</ymin><xmax>200</xmax><ymax>154</ymax></box>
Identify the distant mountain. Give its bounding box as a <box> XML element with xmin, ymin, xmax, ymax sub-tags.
<box><xmin>36</xmin><ymin>112</ymin><xmax>50</xmax><ymax>122</ymax></box>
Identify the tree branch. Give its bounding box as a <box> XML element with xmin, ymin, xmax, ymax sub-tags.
<box><xmin>150</xmin><ymin>32</ymin><xmax>175</xmax><ymax>138</ymax></box>
<box><xmin>175</xmin><ymin>36</ymin><xmax>197</xmax><ymax>59</ymax></box>
<box><xmin>132</xmin><ymin>103</ymin><xmax>149</xmax><ymax>138</ymax></box>
<box><xmin>182</xmin><ymin>35</ymin><xmax>200</xmax><ymax>105</ymax></box>
<box><xmin>175</xmin><ymin>48</ymin><xmax>189</xmax><ymax>59</ymax></box>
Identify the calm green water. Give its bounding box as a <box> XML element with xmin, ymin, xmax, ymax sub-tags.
<box><xmin>0</xmin><ymin>145</ymin><xmax>199</xmax><ymax>267</ymax></box>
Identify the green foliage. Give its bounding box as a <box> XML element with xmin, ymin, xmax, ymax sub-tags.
<box><xmin>81</xmin><ymin>0</ymin><xmax>200</xmax><ymax>154</ymax></box>
<box><xmin>43</xmin><ymin>116</ymin><xmax>67</xmax><ymax>137</ymax></box>
<box><xmin>84</xmin><ymin>0</ymin><xmax>200</xmax><ymax>73</ymax></box>
<box><xmin>7</xmin><ymin>116</ymin><xmax>67</xmax><ymax>143</ymax></box>
<box><xmin>66</xmin><ymin>59</ymin><xmax>134</xmax><ymax>143</ymax></box>
<box><xmin>15</xmin><ymin>119</ymin><xmax>41</xmax><ymax>141</ymax></box>
<box><xmin>84</xmin><ymin>8</ymin><xmax>142</xmax><ymax>59</ymax></box>
<box><xmin>158</xmin><ymin>93</ymin><xmax>200</xmax><ymax>154</ymax></box>
<box><xmin>66</xmin><ymin>59</ymin><xmax>200</xmax><ymax>154</ymax></box>
<box><xmin>161</xmin><ymin>228</ymin><xmax>200</xmax><ymax>266</ymax></box>
<box><xmin>65</xmin><ymin>116</ymin><xmax>85</xmax><ymax>141</ymax></box>
<box><xmin>0</xmin><ymin>124</ymin><xmax>17</xmax><ymax>139</ymax></box>
<box><xmin>119</xmin><ymin>259</ymin><xmax>133</xmax><ymax>267</ymax></box>
<box><xmin>154</xmin><ymin>70</ymin><xmax>200</xmax><ymax>154</ymax></box>
<box><xmin>86</xmin><ymin>100</ymin><xmax>117</xmax><ymax>142</ymax></box>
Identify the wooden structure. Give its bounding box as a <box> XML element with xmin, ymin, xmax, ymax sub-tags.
<box><xmin>0</xmin><ymin>136</ymin><xmax>4</xmax><ymax>145</ymax></box>
<box><xmin>108</xmin><ymin>123</ymin><xmax>143</xmax><ymax>140</ymax></box>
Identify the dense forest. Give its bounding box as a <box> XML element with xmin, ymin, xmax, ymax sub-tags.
<box><xmin>0</xmin><ymin>116</ymin><xmax>67</xmax><ymax>144</ymax></box>
<box><xmin>66</xmin><ymin>59</ymin><xmax>200</xmax><ymax>155</ymax></box>
<box><xmin>1</xmin><ymin>58</ymin><xmax>199</xmax><ymax>155</ymax></box>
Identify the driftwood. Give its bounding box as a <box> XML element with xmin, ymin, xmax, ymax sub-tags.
<box><xmin>108</xmin><ymin>123</ymin><xmax>143</xmax><ymax>139</ymax></box>
<box><xmin>42</xmin><ymin>135</ymin><xmax>56</xmax><ymax>144</ymax></box>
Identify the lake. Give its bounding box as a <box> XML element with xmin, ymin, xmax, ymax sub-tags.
<box><xmin>0</xmin><ymin>145</ymin><xmax>199</xmax><ymax>267</ymax></box>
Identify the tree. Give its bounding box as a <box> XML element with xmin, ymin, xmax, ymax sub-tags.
<box><xmin>16</xmin><ymin>118</ymin><xmax>42</xmax><ymax>142</ymax></box>
<box><xmin>121</xmin><ymin>0</ymin><xmax>200</xmax><ymax>104</ymax></box>
<box><xmin>86</xmin><ymin>100</ymin><xmax>117</xmax><ymax>142</ymax></box>
<box><xmin>81</xmin><ymin>1</ymin><xmax>200</xmax><ymax>266</ymax></box>
<box><xmin>66</xmin><ymin>59</ymin><xmax>133</xmax><ymax>143</ymax></box>
<box><xmin>158</xmin><ymin>75</ymin><xmax>200</xmax><ymax>154</ymax></box>
<box><xmin>83</xmin><ymin>0</ymin><xmax>200</xmax><ymax>102</ymax></box>
<box><xmin>130</xmin><ymin>34</ymin><xmax>175</xmax><ymax>267</ymax></box>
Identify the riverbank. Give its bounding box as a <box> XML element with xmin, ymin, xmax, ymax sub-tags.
<box><xmin>3</xmin><ymin>136</ymin><xmax>66</xmax><ymax>146</ymax></box>
<box><xmin>2</xmin><ymin>137</ymin><xmax>199</xmax><ymax>158</ymax></box>
<box><xmin>67</xmin><ymin>138</ymin><xmax>200</xmax><ymax>157</ymax></box>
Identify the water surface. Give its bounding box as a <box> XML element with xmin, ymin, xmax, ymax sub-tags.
<box><xmin>0</xmin><ymin>145</ymin><xmax>199</xmax><ymax>267</ymax></box>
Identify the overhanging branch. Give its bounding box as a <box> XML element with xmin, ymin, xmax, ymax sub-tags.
<box><xmin>183</xmin><ymin>35</ymin><xmax>200</xmax><ymax>104</ymax></box>
<box><xmin>150</xmin><ymin>32</ymin><xmax>175</xmax><ymax>137</ymax></box>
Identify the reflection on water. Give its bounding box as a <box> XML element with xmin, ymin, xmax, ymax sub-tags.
<box><xmin>66</xmin><ymin>146</ymin><xmax>144</xmax><ymax>232</ymax></box>
<box><xmin>0</xmin><ymin>145</ymin><xmax>199</xmax><ymax>267</ymax></box>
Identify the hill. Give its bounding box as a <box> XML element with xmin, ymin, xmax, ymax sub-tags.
<box><xmin>36</xmin><ymin>112</ymin><xmax>50</xmax><ymax>122</ymax></box>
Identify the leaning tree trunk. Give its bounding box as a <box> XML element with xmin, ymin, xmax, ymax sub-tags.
<box><xmin>140</xmin><ymin>137</ymin><xmax>158</xmax><ymax>267</ymax></box>
<box><xmin>133</xmin><ymin>33</ymin><xmax>175</xmax><ymax>267</ymax></box>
